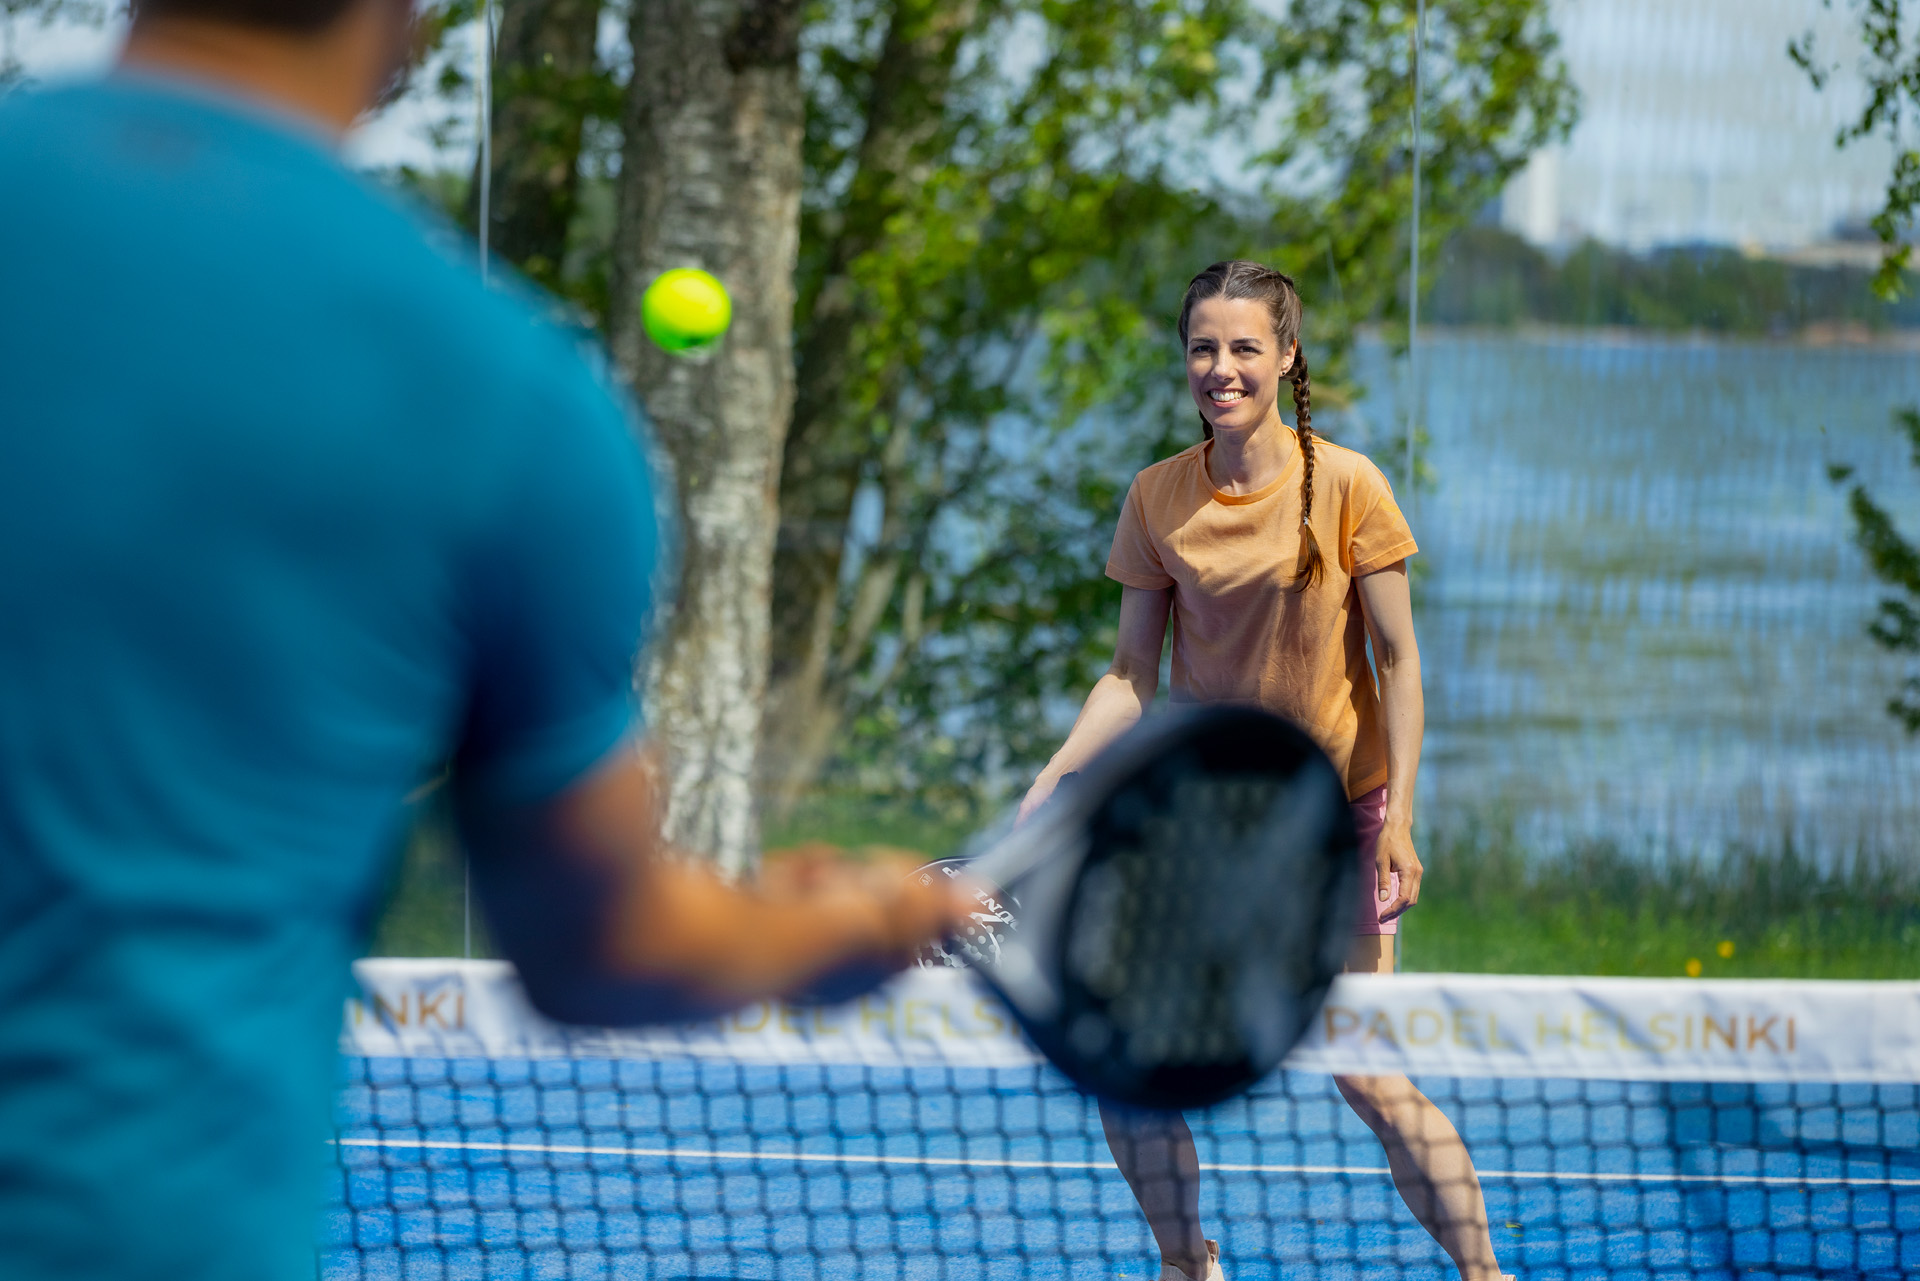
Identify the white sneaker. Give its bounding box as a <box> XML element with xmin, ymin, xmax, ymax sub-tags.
<box><xmin>1156</xmin><ymin>1239</ymin><xmax>1224</xmax><ymax>1281</ymax></box>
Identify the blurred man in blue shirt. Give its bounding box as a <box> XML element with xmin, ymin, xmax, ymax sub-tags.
<box><xmin>0</xmin><ymin>3</ymin><xmax>963</xmax><ymax>1277</ymax></box>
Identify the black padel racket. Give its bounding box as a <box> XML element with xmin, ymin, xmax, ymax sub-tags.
<box><xmin>920</xmin><ymin>705</ymin><xmax>1358</xmax><ymax>1111</ymax></box>
<box><xmin>910</xmin><ymin>858</ymin><xmax>1019</xmax><ymax>969</ymax></box>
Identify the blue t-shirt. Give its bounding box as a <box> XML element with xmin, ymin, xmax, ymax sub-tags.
<box><xmin>0</xmin><ymin>77</ymin><xmax>657</xmax><ymax>1280</ymax></box>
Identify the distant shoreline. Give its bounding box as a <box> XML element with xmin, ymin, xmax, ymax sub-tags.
<box><xmin>1360</xmin><ymin>321</ymin><xmax>1920</xmax><ymax>351</ymax></box>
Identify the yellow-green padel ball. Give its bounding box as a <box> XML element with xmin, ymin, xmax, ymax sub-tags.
<box><xmin>641</xmin><ymin>268</ymin><xmax>732</xmax><ymax>353</ymax></box>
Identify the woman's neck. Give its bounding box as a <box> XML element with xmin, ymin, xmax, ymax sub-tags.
<box><xmin>1205</xmin><ymin>409</ymin><xmax>1296</xmax><ymax>496</ymax></box>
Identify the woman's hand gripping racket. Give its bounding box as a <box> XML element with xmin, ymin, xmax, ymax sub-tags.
<box><xmin>914</xmin><ymin>706</ymin><xmax>1358</xmax><ymax>1111</ymax></box>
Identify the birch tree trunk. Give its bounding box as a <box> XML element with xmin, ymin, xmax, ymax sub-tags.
<box><xmin>607</xmin><ymin>0</ymin><xmax>803</xmax><ymax>875</ymax></box>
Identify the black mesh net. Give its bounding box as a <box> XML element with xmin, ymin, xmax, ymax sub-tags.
<box><xmin>322</xmin><ymin>966</ymin><xmax>1920</xmax><ymax>1280</ymax></box>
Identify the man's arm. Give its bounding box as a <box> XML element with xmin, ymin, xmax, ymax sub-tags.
<box><xmin>459</xmin><ymin>742</ymin><xmax>968</xmax><ymax>1025</ymax></box>
<box><xmin>451</xmin><ymin>353</ymin><xmax>966</xmax><ymax>1025</ymax></box>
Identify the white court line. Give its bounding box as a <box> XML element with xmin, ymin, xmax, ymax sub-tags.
<box><xmin>332</xmin><ymin>1137</ymin><xmax>1920</xmax><ymax>1188</ymax></box>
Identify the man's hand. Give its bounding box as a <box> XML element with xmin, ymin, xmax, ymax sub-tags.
<box><xmin>605</xmin><ymin>843</ymin><xmax>973</xmax><ymax>1006</ymax></box>
<box><xmin>1373</xmin><ymin>820</ymin><xmax>1423</xmax><ymax>922</ymax></box>
<box><xmin>760</xmin><ymin>842</ymin><xmax>969</xmax><ymax>968</ymax></box>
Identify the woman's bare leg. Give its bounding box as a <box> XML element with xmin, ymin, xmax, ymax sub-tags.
<box><xmin>1335</xmin><ymin>1072</ymin><xmax>1503</xmax><ymax>1280</ymax></box>
<box><xmin>1340</xmin><ymin>935</ymin><xmax>1505</xmax><ymax>1281</ymax></box>
<box><xmin>1098</xmin><ymin>1103</ymin><xmax>1212</xmax><ymax>1278</ymax></box>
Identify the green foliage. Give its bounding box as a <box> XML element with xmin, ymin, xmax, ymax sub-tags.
<box><xmin>1798</xmin><ymin>3</ymin><xmax>1920</xmax><ymax>734</ymax></box>
<box><xmin>1830</xmin><ymin>406</ymin><xmax>1920</xmax><ymax>733</ymax></box>
<box><xmin>1790</xmin><ymin>0</ymin><xmax>1920</xmax><ymax>301</ymax></box>
<box><xmin>1428</xmin><ymin>225</ymin><xmax>1920</xmax><ymax>332</ymax></box>
<box><xmin>1406</xmin><ymin>817</ymin><xmax>1920</xmax><ymax>978</ymax></box>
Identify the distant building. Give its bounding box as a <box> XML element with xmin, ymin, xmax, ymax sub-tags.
<box><xmin>1501</xmin><ymin>0</ymin><xmax>1895</xmax><ymax>254</ymax></box>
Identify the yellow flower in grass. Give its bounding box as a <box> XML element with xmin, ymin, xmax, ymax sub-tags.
<box><xmin>1685</xmin><ymin>958</ymin><xmax>1703</xmax><ymax>978</ymax></box>
<box><xmin>1717</xmin><ymin>940</ymin><xmax>1736</xmax><ymax>959</ymax></box>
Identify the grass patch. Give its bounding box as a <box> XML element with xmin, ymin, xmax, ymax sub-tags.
<box><xmin>367</xmin><ymin>788</ymin><xmax>1920</xmax><ymax>980</ymax></box>
<box><xmin>762</xmin><ymin>787</ymin><xmax>977</xmax><ymax>861</ymax></box>
<box><xmin>1404</xmin><ymin>819</ymin><xmax>1920</xmax><ymax>979</ymax></box>
<box><xmin>767</xmin><ymin>793</ymin><xmax>1920</xmax><ymax>979</ymax></box>
<box><xmin>365</xmin><ymin>802</ymin><xmax>494</xmax><ymax>958</ymax></box>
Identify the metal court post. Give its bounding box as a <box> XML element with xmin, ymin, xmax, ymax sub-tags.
<box><xmin>466</xmin><ymin>0</ymin><xmax>496</xmax><ymax>961</ymax></box>
<box><xmin>1406</xmin><ymin>0</ymin><xmax>1425</xmax><ymax>515</ymax></box>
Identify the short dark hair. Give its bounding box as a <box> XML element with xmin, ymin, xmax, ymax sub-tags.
<box><xmin>133</xmin><ymin>0</ymin><xmax>363</xmax><ymax>33</ymax></box>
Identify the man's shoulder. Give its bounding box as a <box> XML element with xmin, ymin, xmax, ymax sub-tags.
<box><xmin>0</xmin><ymin>78</ymin><xmax>136</xmax><ymax>136</ymax></box>
<box><xmin>3</xmin><ymin>76</ymin><xmax>633</xmax><ymax>480</ymax></box>
<box><xmin>5</xmin><ymin>76</ymin><xmax>476</xmax><ymax>297</ymax></box>
<box><xmin>0</xmin><ymin>75</ymin><xmax>350</xmax><ymax>194</ymax></box>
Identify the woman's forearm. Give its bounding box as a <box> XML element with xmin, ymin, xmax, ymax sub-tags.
<box><xmin>1039</xmin><ymin>668</ymin><xmax>1157</xmax><ymax>783</ymax></box>
<box><xmin>1022</xmin><ymin>584</ymin><xmax>1170</xmax><ymax>817</ymax></box>
<box><xmin>1376</xmin><ymin>646</ymin><xmax>1424</xmax><ymax>828</ymax></box>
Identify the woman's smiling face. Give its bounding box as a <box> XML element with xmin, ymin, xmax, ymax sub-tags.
<box><xmin>1185</xmin><ymin>295</ymin><xmax>1296</xmax><ymax>437</ymax></box>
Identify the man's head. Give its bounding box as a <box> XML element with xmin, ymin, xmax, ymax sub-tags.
<box><xmin>135</xmin><ymin>0</ymin><xmax>365</xmax><ymax>32</ymax></box>
<box><xmin>124</xmin><ymin>0</ymin><xmax>417</xmax><ymax>135</ymax></box>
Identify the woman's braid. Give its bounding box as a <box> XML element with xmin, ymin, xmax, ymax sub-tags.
<box><xmin>1291</xmin><ymin>349</ymin><xmax>1326</xmax><ymax>591</ymax></box>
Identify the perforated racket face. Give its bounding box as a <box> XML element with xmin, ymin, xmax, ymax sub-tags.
<box><xmin>910</xmin><ymin>858</ymin><xmax>1019</xmax><ymax>970</ymax></box>
<box><xmin>1014</xmin><ymin>708</ymin><xmax>1358</xmax><ymax>1110</ymax></box>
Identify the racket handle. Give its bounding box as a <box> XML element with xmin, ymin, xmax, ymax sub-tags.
<box><xmin>968</xmin><ymin>798</ymin><xmax>1081</xmax><ymax>894</ymax></box>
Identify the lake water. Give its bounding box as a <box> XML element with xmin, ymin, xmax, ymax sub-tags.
<box><xmin>1342</xmin><ymin>329</ymin><xmax>1920</xmax><ymax>858</ymax></box>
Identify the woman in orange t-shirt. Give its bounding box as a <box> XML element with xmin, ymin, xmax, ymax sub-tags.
<box><xmin>1020</xmin><ymin>261</ymin><xmax>1509</xmax><ymax>1281</ymax></box>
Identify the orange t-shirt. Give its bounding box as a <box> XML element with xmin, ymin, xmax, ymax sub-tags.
<box><xmin>1105</xmin><ymin>434</ymin><xmax>1418</xmax><ymax>798</ymax></box>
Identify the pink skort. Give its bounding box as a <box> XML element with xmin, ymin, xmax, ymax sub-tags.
<box><xmin>1350</xmin><ymin>785</ymin><xmax>1399</xmax><ymax>936</ymax></box>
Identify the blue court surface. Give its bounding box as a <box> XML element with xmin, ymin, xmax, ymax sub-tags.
<box><xmin>322</xmin><ymin>1058</ymin><xmax>1920</xmax><ymax>1280</ymax></box>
